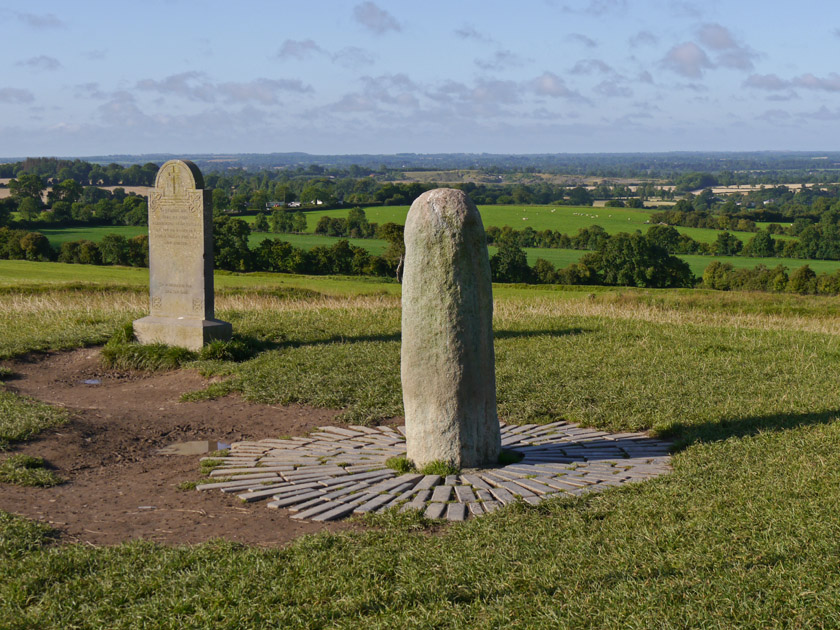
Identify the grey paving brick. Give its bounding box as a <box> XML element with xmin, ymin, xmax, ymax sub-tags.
<box><xmin>250</xmin><ymin>487</ymin><xmax>321</xmax><ymax>504</ymax></box>
<box><xmin>415</xmin><ymin>475</ymin><xmax>442</xmax><ymax>491</ymax></box>
<box><xmin>454</xmin><ymin>486</ymin><xmax>476</xmax><ymax>503</ymax></box>
<box><xmin>489</xmin><ymin>487</ymin><xmax>516</xmax><ymax>504</ymax></box>
<box><xmin>467</xmin><ymin>502</ymin><xmax>484</xmax><ymax>516</ymax></box>
<box><xmin>424</xmin><ymin>503</ymin><xmax>446</xmax><ymax>519</ymax></box>
<box><xmin>430</xmin><ymin>485</ymin><xmax>452</xmax><ymax>503</ymax></box>
<box><xmin>354</xmin><ymin>493</ymin><xmax>396</xmax><ymax>514</ymax></box>
<box><xmin>446</xmin><ymin>503</ymin><xmax>468</xmax><ymax>521</ymax></box>
<box><xmin>500</xmin><ymin>481</ymin><xmax>535</xmax><ymax>497</ymax></box>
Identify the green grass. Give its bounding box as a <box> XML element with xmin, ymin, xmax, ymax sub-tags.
<box><xmin>523</xmin><ymin>248</ymin><xmax>840</xmax><ymax>277</ymax></box>
<box><xmin>38</xmin><ymin>225</ymin><xmax>147</xmax><ymax>247</ymax></box>
<box><xmin>4</xmin><ymin>281</ymin><xmax>840</xmax><ymax>625</ymax></box>
<box><xmin>0</xmin><ymin>454</ymin><xmax>63</xmax><ymax>487</ymax></box>
<box><xmin>247</xmin><ymin>231</ymin><xmax>389</xmax><ymax>255</ymax></box>
<box><xmin>305</xmin><ymin>204</ymin><xmax>763</xmax><ymax>244</ymax></box>
<box><xmin>0</xmin><ymin>391</ymin><xmax>69</xmax><ymax>450</ymax></box>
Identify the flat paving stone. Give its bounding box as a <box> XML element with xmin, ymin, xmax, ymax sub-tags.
<box><xmin>195</xmin><ymin>422</ymin><xmax>672</xmax><ymax>522</ymax></box>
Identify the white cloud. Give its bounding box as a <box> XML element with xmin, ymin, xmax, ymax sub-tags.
<box><xmin>0</xmin><ymin>88</ymin><xmax>35</xmax><ymax>104</ymax></box>
<box><xmin>661</xmin><ymin>42</ymin><xmax>713</xmax><ymax>78</ymax></box>
<box><xmin>570</xmin><ymin>59</ymin><xmax>613</xmax><ymax>75</ymax></box>
<box><xmin>562</xmin><ymin>0</ymin><xmax>627</xmax><ymax>15</ymax></box>
<box><xmin>137</xmin><ymin>72</ymin><xmax>312</xmax><ymax>104</ymax></box>
<box><xmin>744</xmin><ymin>72</ymin><xmax>840</xmax><ymax>93</ymax></box>
<box><xmin>743</xmin><ymin>74</ymin><xmax>789</xmax><ymax>90</ymax></box>
<box><xmin>276</xmin><ymin>39</ymin><xmax>325</xmax><ymax>60</ymax></box>
<box><xmin>16</xmin><ymin>55</ymin><xmax>62</xmax><ymax>71</ymax></box>
<box><xmin>568</xmin><ymin>33</ymin><xmax>598</xmax><ymax>48</ymax></box>
<box><xmin>793</xmin><ymin>73</ymin><xmax>840</xmax><ymax>92</ymax></box>
<box><xmin>353</xmin><ymin>2</ymin><xmax>400</xmax><ymax>34</ymax></box>
<box><xmin>697</xmin><ymin>23</ymin><xmax>759</xmax><ymax>71</ymax></box>
<box><xmin>475</xmin><ymin>50</ymin><xmax>527</xmax><ymax>71</ymax></box>
<box><xmin>455</xmin><ymin>25</ymin><xmax>494</xmax><ymax>44</ymax></box>
<box><xmin>594</xmin><ymin>80</ymin><xmax>633</xmax><ymax>98</ymax></box>
<box><xmin>529</xmin><ymin>72</ymin><xmax>582</xmax><ymax>99</ymax></box>
<box><xmin>11</xmin><ymin>11</ymin><xmax>65</xmax><ymax>29</ymax></box>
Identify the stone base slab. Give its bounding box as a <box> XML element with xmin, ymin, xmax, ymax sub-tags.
<box><xmin>195</xmin><ymin>421</ymin><xmax>673</xmax><ymax>522</ymax></box>
<box><xmin>133</xmin><ymin>316</ymin><xmax>232</xmax><ymax>351</ymax></box>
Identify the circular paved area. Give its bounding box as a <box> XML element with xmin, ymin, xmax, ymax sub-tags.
<box><xmin>195</xmin><ymin>421</ymin><xmax>672</xmax><ymax>522</ymax></box>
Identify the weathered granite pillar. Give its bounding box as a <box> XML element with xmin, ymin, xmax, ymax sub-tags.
<box><xmin>133</xmin><ymin>159</ymin><xmax>231</xmax><ymax>351</ymax></box>
<box><xmin>401</xmin><ymin>188</ymin><xmax>501</xmax><ymax>469</ymax></box>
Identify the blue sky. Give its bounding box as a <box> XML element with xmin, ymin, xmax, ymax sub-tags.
<box><xmin>2</xmin><ymin>0</ymin><xmax>840</xmax><ymax>156</ymax></box>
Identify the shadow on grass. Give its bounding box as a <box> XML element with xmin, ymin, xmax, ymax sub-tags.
<box><xmin>495</xmin><ymin>327</ymin><xmax>590</xmax><ymax>340</ymax></box>
<box><xmin>236</xmin><ymin>327</ymin><xmax>589</xmax><ymax>355</ymax></box>
<box><xmin>663</xmin><ymin>409</ymin><xmax>840</xmax><ymax>451</ymax></box>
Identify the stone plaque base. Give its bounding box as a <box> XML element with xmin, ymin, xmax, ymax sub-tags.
<box><xmin>133</xmin><ymin>316</ymin><xmax>232</xmax><ymax>351</ymax></box>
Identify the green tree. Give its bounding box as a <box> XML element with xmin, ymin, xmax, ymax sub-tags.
<box><xmin>17</xmin><ymin>197</ymin><xmax>42</xmax><ymax>221</ymax></box>
<box><xmin>713</xmin><ymin>232</ymin><xmax>743</xmax><ymax>256</ymax></box>
<box><xmin>490</xmin><ymin>242</ymin><xmax>532</xmax><ymax>283</ymax></box>
<box><xmin>19</xmin><ymin>232</ymin><xmax>53</xmax><ymax>261</ymax></box>
<box><xmin>270</xmin><ymin>208</ymin><xmax>293</xmax><ymax>233</ymax></box>
<box><xmin>292</xmin><ymin>211</ymin><xmax>307</xmax><ymax>233</ymax></box>
<box><xmin>744</xmin><ymin>231</ymin><xmax>775</xmax><ymax>258</ymax></box>
<box><xmin>253</xmin><ymin>213</ymin><xmax>269</xmax><ymax>232</ymax></box>
<box><xmin>788</xmin><ymin>265</ymin><xmax>817</xmax><ymax>294</ymax></box>
<box><xmin>213</xmin><ymin>215</ymin><xmax>252</xmax><ymax>271</ymax></box>
<box><xmin>99</xmin><ymin>234</ymin><xmax>130</xmax><ymax>265</ymax></box>
<box><xmin>9</xmin><ymin>173</ymin><xmax>45</xmax><ymax>203</ymax></box>
<box><xmin>582</xmin><ymin>232</ymin><xmax>694</xmax><ymax>288</ymax></box>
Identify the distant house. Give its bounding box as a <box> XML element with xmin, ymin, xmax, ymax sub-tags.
<box><xmin>266</xmin><ymin>201</ymin><xmax>284</xmax><ymax>209</ymax></box>
<box><xmin>288</xmin><ymin>201</ymin><xmax>301</xmax><ymax>208</ymax></box>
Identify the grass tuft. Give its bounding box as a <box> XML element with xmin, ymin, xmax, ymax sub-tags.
<box><xmin>0</xmin><ymin>510</ymin><xmax>56</xmax><ymax>559</ymax></box>
<box><xmin>0</xmin><ymin>391</ymin><xmax>69</xmax><ymax>450</ymax></box>
<box><xmin>0</xmin><ymin>366</ymin><xmax>13</xmax><ymax>380</ymax></box>
<box><xmin>199</xmin><ymin>459</ymin><xmax>225</xmax><ymax>475</ymax></box>
<box><xmin>385</xmin><ymin>455</ymin><xmax>414</xmax><ymax>474</ymax></box>
<box><xmin>0</xmin><ymin>454</ymin><xmax>63</xmax><ymax>487</ymax></box>
<box><xmin>417</xmin><ymin>460</ymin><xmax>460</xmax><ymax>476</ymax></box>
<box><xmin>180</xmin><ymin>381</ymin><xmax>235</xmax><ymax>402</ymax></box>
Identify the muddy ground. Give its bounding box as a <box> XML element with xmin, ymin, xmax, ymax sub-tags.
<box><xmin>0</xmin><ymin>348</ymin><xmax>396</xmax><ymax>547</ymax></box>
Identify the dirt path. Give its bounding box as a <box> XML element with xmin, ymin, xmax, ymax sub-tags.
<box><xmin>0</xmin><ymin>349</ymin><xmax>386</xmax><ymax>546</ymax></box>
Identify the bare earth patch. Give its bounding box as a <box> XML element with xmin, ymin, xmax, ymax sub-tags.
<box><xmin>0</xmin><ymin>348</ymin><xmax>377</xmax><ymax>546</ymax></box>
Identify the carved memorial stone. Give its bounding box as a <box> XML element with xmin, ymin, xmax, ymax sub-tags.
<box><xmin>401</xmin><ymin>188</ymin><xmax>501</xmax><ymax>469</ymax></box>
<box><xmin>133</xmin><ymin>159</ymin><xmax>231</xmax><ymax>351</ymax></box>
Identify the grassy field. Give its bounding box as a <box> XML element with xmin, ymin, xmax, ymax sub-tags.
<box><xmin>4</xmin><ymin>269</ymin><xmax>840</xmax><ymax>626</ymax></box>
<box><xmin>298</xmin><ymin>204</ymin><xmax>763</xmax><ymax>245</ymax></box>
<box><xmin>247</xmin><ymin>231</ymin><xmax>389</xmax><ymax>255</ymax></box>
<box><xmin>37</xmin><ymin>225</ymin><xmax>148</xmax><ymax>245</ymax></box>
<box><xmin>524</xmin><ymin>248</ymin><xmax>840</xmax><ymax>277</ymax></box>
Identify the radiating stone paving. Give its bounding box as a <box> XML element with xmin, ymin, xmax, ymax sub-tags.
<box><xmin>195</xmin><ymin>421</ymin><xmax>672</xmax><ymax>522</ymax></box>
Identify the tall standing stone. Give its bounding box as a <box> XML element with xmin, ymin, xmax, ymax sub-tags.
<box><xmin>133</xmin><ymin>160</ymin><xmax>231</xmax><ymax>351</ymax></box>
<box><xmin>401</xmin><ymin>188</ymin><xmax>501</xmax><ymax>469</ymax></box>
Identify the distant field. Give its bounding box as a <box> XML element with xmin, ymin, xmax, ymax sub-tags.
<box><xmin>0</xmin><ymin>260</ymin><xmax>401</xmax><ymax>296</ymax></box>
<box><xmin>522</xmin><ymin>248</ymin><xmax>840</xmax><ymax>277</ymax></box>
<box><xmin>299</xmin><ymin>205</ymin><xmax>763</xmax><ymax>245</ymax></box>
<box><xmin>38</xmin><ymin>226</ymin><xmax>148</xmax><ymax>246</ymax></box>
<box><xmin>32</xmin><ymin>222</ymin><xmax>834</xmax><ymax>278</ymax></box>
<box><xmin>248</xmin><ymin>231</ymin><xmax>389</xmax><ymax>255</ymax></box>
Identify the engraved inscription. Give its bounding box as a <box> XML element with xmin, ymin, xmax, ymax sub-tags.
<box><xmin>149</xmin><ymin>201</ymin><xmax>202</xmax><ymax>249</ymax></box>
<box><xmin>192</xmin><ymin>298</ymin><xmax>203</xmax><ymax>313</ymax></box>
<box><xmin>152</xmin><ymin>296</ymin><xmax>162</xmax><ymax>311</ymax></box>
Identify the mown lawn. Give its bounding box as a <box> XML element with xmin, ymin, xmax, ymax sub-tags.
<box><xmin>3</xmin><ymin>267</ymin><xmax>840</xmax><ymax>627</ymax></box>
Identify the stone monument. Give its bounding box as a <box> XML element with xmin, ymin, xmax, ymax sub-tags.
<box><xmin>133</xmin><ymin>159</ymin><xmax>231</xmax><ymax>351</ymax></box>
<box><xmin>401</xmin><ymin>188</ymin><xmax>501</xmax><ymax>469</ymax></box>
